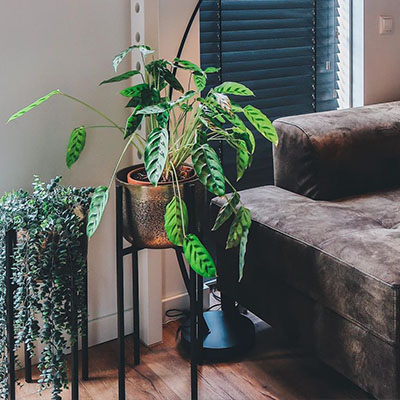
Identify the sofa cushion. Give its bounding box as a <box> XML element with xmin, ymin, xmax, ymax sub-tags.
<box><xmin>212</xmin><ymin>186</ymin><xmax>400</xmax><ymax>345</ymax></box>
<box><xmin>273</xmin><ymin>101</ymin><xmax>400</xmax><ymax>200</ymax></box>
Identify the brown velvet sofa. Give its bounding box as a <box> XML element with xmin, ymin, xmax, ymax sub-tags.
<box><xmin>212</xmin><ymin>101</ymin><xmax>400</xmax><ymax>400</ymax></box>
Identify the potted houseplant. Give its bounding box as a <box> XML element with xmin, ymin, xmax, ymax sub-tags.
<box><xmin>0</xmin><ymin>177</ymin><xmax>93</xmax><ymax>399</ymax></box>
<box><xmin>8</xmin><ymin>45</ymin><xmax>278</xmax><ymax>279</ymax></box>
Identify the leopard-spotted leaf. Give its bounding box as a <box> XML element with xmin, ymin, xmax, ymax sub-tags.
<box><xmin>214</xmin><ymin>82</ymin><xmax>254</xmax><ymax>97</ymax></box>
<box><xmin>100</xmin><ymin>70</ymin><xmax>141</xmax><ymax>85</ymax></box>
<box><xmin>243</xmin><ymin>105</ymin><xmax>279</xmax><ymax>145</ymax></box>
<box><xmin>144</xmin><ymin>128</ymin><xmax>169</xmax><ymax>185</ymax></box>
<box><xmin>120</xmin><ymin>83</ymin><xmax>149</xmax><ymax>98</ymax></box>
<box><xmin>226</xmin><ymin>206</ymin><xmax>251</xmax><ymax>249</ymax></box>
<box><xmin>66</xmin><ymin>127</ymin><xmax>86</xmax><ymax>168</ymax></box>
<box><xmin>212</xmin><ymin>193</ymin><xmax>240</xmax><ymax>231</ymax></box>
<box><xmin>236</xmin><ymin>141</ymin><xmax>251</xmax><ymax>181</ymax></box>
<box><xmin>192</xmin><ymin>143</ymin><xmax>225</xmax><ymax>196</ymax></box>
<box><xmin>8</xmin><ymin>90</ymin><xmax>60</xmax><ymax>123</ymax></box>
<box><xmin>156</xmin><ymin>111</ymin><xmax>169</xmax><ymax>129</ymax></box>
<box><xmin>183</xmin><ymin>234</ymin><xmax>216</xmax><ymax>278</ymax></box>
<box><xmin>87</xmin><ymin>186</ymin><xmax>109</xmax><ymax>238</ymax></box>
<box><xmin>164</xmin><ymin>196</ymin><xmax>188</xmax><ymax>246</ymax></box>
<box><xmin>113</xmin><ymin>45</ymin><xmax>152</xmax><ymax>72</ymax></box>
<box><xmin>124</xmin><ymin>108</ymin><xmax>143</xmax><ymax>139</ymax></box>
<box><xmin>193</xmin><ymin>72</ymin><xmax>207</xmax><ymax>92</ymax></box>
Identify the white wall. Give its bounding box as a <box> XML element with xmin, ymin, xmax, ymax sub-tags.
<box><xmin>363</xmin><ymin>0</ymin><xmax>400</xmax><ymax>104</ymax></box>
<box><xmin>0</xmin><ymin>0</ymin><xmax>134</xmax><ymax>348</ymax></box>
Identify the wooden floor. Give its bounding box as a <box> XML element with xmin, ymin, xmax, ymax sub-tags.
<box><xmin>16</xmin><ymin>315</ymin><xmax>373</xmax><ymax>400</ymax></box>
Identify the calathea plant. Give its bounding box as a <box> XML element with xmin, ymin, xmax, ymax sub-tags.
<box><xmin>0</xmin><ymin>177</ymin><xmax>93</xmax><ymax>399</ymax></box>
<box><xmin>8</xmin><ymin>45</ymin><xmax>278</xmax><ymax>279</ymax></box>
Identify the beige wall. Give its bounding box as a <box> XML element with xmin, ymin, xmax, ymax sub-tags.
<box><xmin>1</xmin><ymin>0</ymin><xmax>202</xmax><ymax>349</ymax></box>
<box><xmin>364</xmin><ymin>0</ymin><xmax>400</xmax><ymax>104</ymax></box>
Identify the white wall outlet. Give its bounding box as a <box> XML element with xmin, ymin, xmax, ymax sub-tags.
<box><xmin>380</xmin><ymin>16</ymin><xmax>393</xmax><ymax>35</ymax></box>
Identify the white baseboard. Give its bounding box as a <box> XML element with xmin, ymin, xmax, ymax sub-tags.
<box><xmin>162</xmin><ymin>286</ymin><xmax>210</xmax><ymax>324</ymax></box>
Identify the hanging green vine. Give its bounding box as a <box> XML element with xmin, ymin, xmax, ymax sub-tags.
<box><xmin>0</xmin><ymin>177</ymin><xmax>93</xmax><ymax>399</ymax></box>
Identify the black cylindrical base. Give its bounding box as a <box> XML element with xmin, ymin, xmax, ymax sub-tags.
<box><xmin>180</xmin><ymin>310</ymin><xmax>255</xmax><ymax>361</ymax></box>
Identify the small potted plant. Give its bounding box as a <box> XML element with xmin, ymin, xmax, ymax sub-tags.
<box><xmin>8</xmin><ymin>45</ymin><xmax>278</xmax><ymax>279</ymax></box>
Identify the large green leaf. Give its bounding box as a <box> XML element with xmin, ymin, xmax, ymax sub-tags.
<box><xmin>243</xmin><ymin>105</ymin><xmax>279</xmax><ymax>145</ymax></box>
<box><xmin>100</xmin><ymin>70</ymin><xmax>141</xmax><ymax>85</ymax></box>
<box><xmin>7</xmin><ymin>90</ymin><xmax>60</xmax><ymax>123</ymax></box>
<box><xmin>172</xmin><ymin>90</ymin><xmax>196</xmax><ymax>106</ymax></box>
<box><xmin>226</xmin><ymin>206</ymin><xmax>251</xmax><ymax>249</ymax></box>
<box><xmin>156</xmin><ymin>111</ymin><xmax>169</xmax><ymax>128</ymax></box>
<box><xmin>144</xmin><ymin>128</ymin><xmax>169</xmax><ymax>185</ymax></box>
<box><xmin>232</xmin><ymin>127</ymin><xmax>255</xmax><ymax>154</ymax></box>
<box><xmin>214</xmin><ymin>82</ymin><xmax>254</xmax><ymax>97</ymax></box>
<box><xmin>174</xmin><ymin>58</ymin><xmax>203</xmax><ymax>74</ymax></box>
<box><xmin>192</xmin><ymin>143</ymin><xmax>225</xmax><ymax>196</ymax></box>
<box><xmin>112</xmin><ymin>45</ymin><xmax>153</xmax><ymax>71</ymax></box>
<box><xmin>193</xmin><ymin>72</ymin><xmax>206</xmax><ymax>92</ymax></box>
<box><xmin>87</xmin><ymin>186</ymin><xmax>109</xmax><ymax>238</ymax></box>
<box><xmin>163</xmin><ymin>70</ymin><xmax>184</xmax><ymax>93</ymax></box>
<box><xmin>120</xmin><ymin>83</ymin><xmax>149</xmax><ymax>98</ymax></box>
<box><xmin>137</xmin><ymin>104</ymin><xmax>168</xmax><ymax>115</ymax></box>
<box><xmin>212</xmin><ymin>92</ymin><xmax>232</xmax><ymax>113</ymax></box>
<box><xmin>204</xmin><ymin>67</ymin><xmax>221</xmax><ymax>74</ymax></box>
<box><xmin>124</xmin><ymin>108</ymin><xmax>143</xmax><ymax>139</ymax></box>
<box><xmin>236</xmin><ymin>141</ymin><xmax>251</xmax><ymax>181</ymax></box>
<box><xmin>239</xmin><ymin>226</ymin><xmax>250</xmax><ymax>281</ymax></box>
<box><xmin>164</xmin><ymin>196</ymin><xmax>188</xmax><ymax>246</ymax></box>
<box><xmin>212</xmin><ymin>193</ymin><xmax>240</xmax><ymax>231</ymax></box>
<box><xmin>183</xmin><ymin>234</ymin><xmax>216</xmax><ymax>278</ymax></box>
<box><xmin>66</xmin><ymin>127</ymin><xmax>86</xmax><ymax>168</ymax></box>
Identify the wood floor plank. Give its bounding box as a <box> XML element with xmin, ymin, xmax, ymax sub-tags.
<box><xmin>15</xmin><ymin>316</ymin><xmax>373</xmax><ymax>399</ymax></box>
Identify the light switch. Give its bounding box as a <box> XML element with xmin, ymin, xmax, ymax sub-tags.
<box><xmin>380</xmin><ymin>16</ymin><xmax>393</xmax><ymax>34</ymax></box>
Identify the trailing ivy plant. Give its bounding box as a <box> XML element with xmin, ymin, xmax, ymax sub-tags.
<box><xmin>8</xmin><ymin>45</ymin><xmax>278</xmax><ymax>280</ymax></box>
<box><xmin>0</xmin><ymin>177</ymin><xmax>93</xmax><ymax>399</ymax></box>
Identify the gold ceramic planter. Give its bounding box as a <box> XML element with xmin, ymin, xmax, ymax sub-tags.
<box><xmin>116</xmin><ymin>164</ymin><xmax>204</xmax><ymax>249</ymax></box>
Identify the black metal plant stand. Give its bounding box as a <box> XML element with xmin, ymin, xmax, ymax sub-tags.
<box><xmin>116</xmin><ymin>182</ymin><xmax>205</xmax><ymax>400</ymax></box>
<box><xmin>5</xmin><ymin>230</ymin><xmax>90</xmax><ymax>400</ymax></box>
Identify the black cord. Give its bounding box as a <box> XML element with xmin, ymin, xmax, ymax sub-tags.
<box><xmin>169</xmin><ymin>0</ymin><xmax>205</xmax><ymax>100</ymax></box>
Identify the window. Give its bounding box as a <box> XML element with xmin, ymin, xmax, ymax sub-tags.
<box><xmin>200</xmin><ymin>0</ymin><xmax>342</xmax><ymax>189</ymax></box>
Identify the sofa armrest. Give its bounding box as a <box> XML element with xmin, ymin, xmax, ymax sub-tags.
<box><xmin>273</xmin><ymin>101</ymin><xmax>400</xmax><ymax>200</ymax></box>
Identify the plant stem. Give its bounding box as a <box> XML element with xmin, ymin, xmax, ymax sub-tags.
<box><xmin>107</xmin><ymin>134</ymin><xmax>139</xmax><ymax>189</ymax></box>
<box><xmin>59</xmin><ymin>92</ymin><xmax>125</xmax><ymax>135</ymax></box>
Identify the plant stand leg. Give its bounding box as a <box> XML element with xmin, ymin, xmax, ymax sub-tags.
<box><xmin>6</xmin><ymin>230</ymin><xmax>16</xmax><ymax>400</ymax></box>
<box><xmin>82</xmin><ymin>256</ymin><xmax>89</xmax><ymax>381</ymax></box>
<box><xmin>190</xmin><ymin>267</ymin><xmax>199</xmax><ymax>400</ymax></box>
<box><xmin>71</xmin><ymin>266</ymin><xmax>79</xmax><ymax>400</ymax></box>
<box><xmin>197</xmin><ymin>273</ymin><xmax>204</xmax><ymax>365</ymax></box>
<box><xmin>116</xmin><ymin>184</ymin><xmax>126</xmax><ymax>400</ymax></box>
<box><xmin>24</xmin><ymin>344</ymin><xmax>32</xmax><ymax>383</ymax></box>
<box><xmin>132</xmin><ymin>249</ymin><xmax>140</xmax><ymax>366</ymax></box>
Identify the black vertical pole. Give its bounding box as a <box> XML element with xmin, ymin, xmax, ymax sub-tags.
<box><xmin>82</xmin><ymin>237</ymin><xmax>89</xmax><ymax>381</ymax></box>
<box><xmin>116</xmin><ymin>184</ymin><xmax>126</xmax><ymax>400</ymax></box>
<box><xmin>132</xmin><ymin>248</ymin><xmax>140</xmax><ymax>366</ymax></box>
<box><xmin>24</xmin><ymin>344</ymin><xmax>32</xmax><ymax>383</ymax></box>
<box><xmin>197</xmin><ymin>273</ymin><xmax>204</xmax><ymax>363</ymax></box>
<box><xmin>6</xmin><ymin>230</ymin><xmax>16</xmax><ymax>400</ymax></box>
<box><xmin>71</xmin><ymin>262</ymin><xmax>79</xmax><ymax>400</ymax></box>
<box><xmin>190</xmin><ymin>265</ymin><xmax>198</xmax><ymax>400</ymax></box>
<box><xmin>185</xmin><ymin>183</ymin><xmax>199</xmax><ymax>400</ymax></box>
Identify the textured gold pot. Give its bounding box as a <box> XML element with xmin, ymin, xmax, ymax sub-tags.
<box><xmin>116</xmin><ymin>164</ymin><xmax>204</xmax><ymax>249</ymax></box>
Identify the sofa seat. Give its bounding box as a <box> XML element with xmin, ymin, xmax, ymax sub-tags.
<box><xmin>212</xmin><ymin>185</ymin><xmax>400</xmax><ymax>346</ymax></box>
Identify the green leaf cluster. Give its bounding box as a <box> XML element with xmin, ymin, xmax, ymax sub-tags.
<box><xmin>0</xmin><ymin>177</ymin><xmax>93</xmax><ymax>399</ymax></box>
<box><xmin>8</xmin><ymin>44</ymin><xmax>280</xmax><ymax>279</ymax></box>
